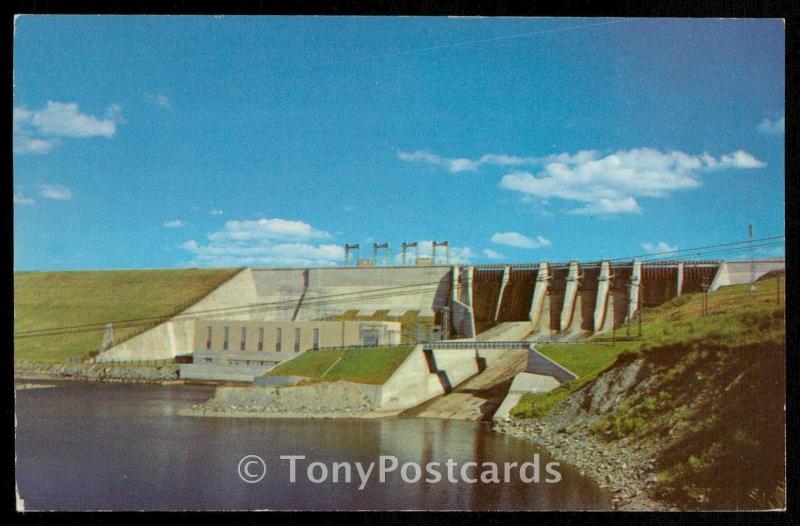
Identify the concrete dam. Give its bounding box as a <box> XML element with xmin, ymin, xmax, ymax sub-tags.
<box><xmin>96</xmin><ymin>258</ymin><xmax>784</xmax><ymax>362</ymax></box>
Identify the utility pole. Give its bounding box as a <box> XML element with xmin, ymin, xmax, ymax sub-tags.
<box><xmin>612</xmin><ymin>307</ymin><xmax>616</xmax><ymax>346</ymax></box>
<box><xmin>344</xmin><ymin>243</ymin><xmax>360</xmax><ymax>266</ymax></box>
<box><xmin>749</xmin><ymin>224</ymin><xmax>757</xmax><ymax>292</ymax></box>
<box><xmin>637</xmin><ymin>282</ymin><xmax>643</xmax><ymax>338</ymax></box>
<box><xmin>700</xmin><ymin>283</ymin><xmax>709</xmax><ymax>317</ymax></box>
<box><xmin>626</xmin><ymin>284</ymin><xmax>632</xmax><ymax>338</ymax></box>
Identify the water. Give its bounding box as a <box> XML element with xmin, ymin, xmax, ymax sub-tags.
<box><xmin>15</xmin><ymin>381</ymin><xmax>610</xmax><ymax>511</ymax></box>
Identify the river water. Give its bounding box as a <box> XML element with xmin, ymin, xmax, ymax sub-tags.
<box><xmin>15</xmin><ymin>381</ymin><xmax>610</xmax><ymax>511</ymax></box>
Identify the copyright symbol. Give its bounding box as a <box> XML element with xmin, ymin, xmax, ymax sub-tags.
<box><xmin>238</xmin><ymin>455</ymin><xmax>266</xmax><ymax>483</ymax></box>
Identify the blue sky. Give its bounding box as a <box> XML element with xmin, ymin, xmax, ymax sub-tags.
<box><xmin>13</xmin><ymin>16</ymin><xmax>785</xmax><ymax>270</ymax></box>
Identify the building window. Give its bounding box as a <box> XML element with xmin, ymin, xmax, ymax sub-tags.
<box><xmin>240</xmin><ymin>327</ymin><xmax>247</xmax><ymax>351</ymax></box>
<box><xmin>223</xmin><ymin>326</ymin><xmax>229</xmax><ymax>351</ymax></box>
<box><xmin>294</xmin><ymin>328</ymin><xmax>301</xmax><ymax>353</ymax></box>
<box><xmin>258</xmin><ymin>327</ymin><xmax>264</xmax><ymax>351</ymax></box>
<box><xmin>206</xmin><ymin>326</ymin><xmax>212</xmax><ymax>350</ymax></box>
<box><xmin>203</xmin><ymin>357</ymin><xmax>213</xmax><ymax>363</ymax></box>
<box><xmin>276</xmin><ymin>328</ymin><xmax>282</xmax><ymax>352</ymax></box>
<box><xmin>313</xmin><ymin>328</ymin><xmax>320</xmax><ymax>350</ymax></box>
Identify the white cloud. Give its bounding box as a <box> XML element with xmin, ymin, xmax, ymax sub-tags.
<box><xmin>396</xmin><ymin>150</ymin><xmax>538</xmax><ymax>173</ymax></box>
<box><xmin>210</xmin><ymin>209</ymin><xmax>224</xmax><ymax>216</ymax></box>
<box><xmin>179</xmin><ymin>216</ymin><xmax>341</xmax><ymax>267</ymax></box>
<box><xmin>500</xmin><ymin>148</ymin><xmax>765</xmax><ymax>215</ymax></box>
<box><xmin>491</xmin><ymin>232</ymin><xmax>551</xmax><ymax>249</ymax></box>
<box><xmin>39</xmin><ymin>184</ymin><xmax>72</xmax><ymax>201</ymax></box>
<box><xmin>146</xmin><ymin>93</ymin><xmax>172</xmax><ymax>109</ymax></box>
<box><xmin>569</xmin><ymin>197</ymin><xmax>642</xmax><ymax>215</ymax></box>
<box><xmin>642</xmin><ymin>241</ymin><xmax>678</xmax><ymax>254</ymax></box>
<box><xmin>483</xmin><ymin>248</ymin><xmax>504</xmax><ymax>260</ymax></box>
<box><xmin>208</xmin><ymin>218</ymin><xmax>332</xmax><ymax>243</ymax></box>
<box><xmin>27</xmin><ymin>101</ymin><xmax>118</xmax><ymax>137</ymax></box>
<box><xmin>14</xmin><ymin>193</ymin><xmax>35</xmax><ymax>205</ymax></box>
<box><xmin>757</xmin><ymin>116</ymin><xmax>784</xmax><ymax>135</ymax></box>
<box><xmin>13</xmin><ymin>101</ymin><xmax>123</xmax><ymax>154</ymax></box>
<box><xmin>163</xmin><ymin>220</ymin><xmax>186</xmax><ymax>228</ymax></box>
<box><xmin>703</xmin><ymin>150</ymin><xmax>767</xmax><ymax>170</ymax></box>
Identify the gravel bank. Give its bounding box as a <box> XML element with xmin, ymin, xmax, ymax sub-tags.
<box><xmin>494</xmin><ymin>418</ymin><xmax>670</xmax><ymax>511</ymax></box>
<box><xmin>182</xmin><ymin>381</ymin><xmax>393</xmax><ymax>419</ymax></box>
<box><xmin>14</xmin><ymin>361</ymin><xmax>180</xmax><ymax>383</ymax></box>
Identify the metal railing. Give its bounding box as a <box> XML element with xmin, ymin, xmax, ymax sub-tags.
<box><xmin>308</xmin><ymin>343</ymin><xmax>412</xmax><ymax>352</ymax></box>
<box><xmin>423</xmin><ymin>341</ymin><xmax>530</xmax><ymax>350</ymax></box>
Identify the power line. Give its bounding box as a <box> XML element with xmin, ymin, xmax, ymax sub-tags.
<box><xmin>13</xmin><ymin>235</ymin><xmax>785</xmax><ymax>339</ymax></box>
<box><xmin>14</xmin><ymin>236</ymin><xmax>785</xmax><ymax>337</ymax></box>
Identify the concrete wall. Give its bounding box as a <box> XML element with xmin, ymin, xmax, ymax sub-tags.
<box><xmin>529</xmin><ymin>262</ymin><xmax>549</xmax><ymax>326</ymax></box>
<box><xmin>710</xmin><ymin>259</ymin><xmax>784</xmax><ymax>291</ymax></box>
<box><xmin>628</xmin><ymin>261</ymin><xmax>641</xmax><ymax>320</ymax></box>
<box><xmin>494</xmin><ymin>266</ymin><xmax>512</xmax><ymax>321</ymax></box>
<box><xmin>451</xmin><ymin>299</ymin><xmax>475</xmax><ymax>339</ymax></box>
<box><xmin>594</xmin><ymin>261</ymin><xmax>611</xmax><ymax>331</ymax></box>
<box><xmin>526</xmin><ymin>348</ymin><xmax>578</xmax><ymax>383</ymax></box>
<box><xmin>96</xmin><ymin>269</ymin><xmax>258</xmax><ymax>363</ymax></box>
<box><xmin>560</xmin><ymin>261</ymin><xmax>580</xmax><ymax>332</ymax></box>
<box><xmin>194</xmin><ymin>320</ymin><xmax>401</xmax><ymax>354</ymax></box>
<box><xmin>179</xmin><ymin>363</ymin><xmax>275</xmax><ymax>383</ymax></box>
<box><xmin>378</xmin><ymin>346</ymin><xmax>444</xmax><ymax>411</ymax></box>
<box><xmin>295</xmin><ymin>266</ymin><xmax>453</xmax><ymax>319</ymax></box>
<box><xmin>493</xmin><ymin>372</ymin><xmax>562</xmax><ymax>421</ymax></box>
<box><xmin>250</xmin><ymin>268</ymin><xmax>307</xmax><ymax>321</ymax></box>
<box><xmin>377</xmin><ymin>345</ymin><xmax>512</xmax><ymax>411</ymax></box>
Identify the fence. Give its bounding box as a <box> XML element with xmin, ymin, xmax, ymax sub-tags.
<box><xmin>423</xmin><ymin>341</ymin><xmax>530</xmax><ymax>350</ymax></box>
<box><xmin>308</xmin><ymin>343</ymin><xmax>412</xmax><ymax>353</ymax></box>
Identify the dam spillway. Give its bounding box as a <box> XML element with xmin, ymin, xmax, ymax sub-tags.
<box><xmin>472</xmin><ymin>269</ymin><xmax>504</xmax><ymax>334</ymax></box>
<box><xmin>496</xmin><ymin>268</ymin><xmax>537</xmax><ymax>323</ymax></box>
<box><xmin>94</xmin><ymin>258</ymin><xmax>785</xmax><ymax>362</ymax></box>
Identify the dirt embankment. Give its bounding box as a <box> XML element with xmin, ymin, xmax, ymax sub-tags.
<box><xmin>14</xmin><ymin>361</ymin><xmax>180</xmax><ymax>383</ymax></box>
<box><xmin>496</xmin><ymin>339</ymin><xmax>786</xmax><ymax>511</ymax></box>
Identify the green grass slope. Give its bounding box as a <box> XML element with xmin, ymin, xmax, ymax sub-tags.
<box><xmin>265</xmin><ymin>345</ymin><xmax>414</xmax><ymax>385</ymax></box>
<box><xmin>14</xmin><ymin>268</ymin><xmax>242</xmax><ymax>363</ymax></box>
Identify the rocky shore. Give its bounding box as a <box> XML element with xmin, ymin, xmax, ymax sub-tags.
<box><xmin>14</xmin><ymin>361</ymin><xmax>180</xmax><ymax>383</ymax></box>
<box><xmin>494</xmin><ymin>418</ymin><xmax>670</xmax><ymax>511</ymax></box>
<box><xmin>181</xmin><ymin>381</ymin><xmax>395</xmax><ymax>419</ymax></box>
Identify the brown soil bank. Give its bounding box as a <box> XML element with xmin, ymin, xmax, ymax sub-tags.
<box><xmin>505</xmin><ymin>336</ymin><xmax>785</xmax><ymax>510</ymax></box>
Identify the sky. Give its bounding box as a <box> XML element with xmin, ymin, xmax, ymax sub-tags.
<box><xmin>13</xmin><ymin>16</ymin><xmax>785</xmax><ymax>270</ymax></box>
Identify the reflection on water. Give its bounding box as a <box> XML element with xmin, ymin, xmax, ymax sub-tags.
<box><xmin>15</xmin><ymin>381</ymin><xmax>610</xmax><ymax>511</ymax></box>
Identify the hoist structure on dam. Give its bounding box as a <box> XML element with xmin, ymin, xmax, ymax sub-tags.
<box><xmin>94</xmin><ymin>258</ymin><xmax>784</xmax><ymax>363</ymax></box>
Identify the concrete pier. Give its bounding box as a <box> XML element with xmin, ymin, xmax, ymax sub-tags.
<box><xmin>560</xmin><ymin>261</ymin><xmax>580</xmax><ymax>332</ymax></box>
<box><xmin>594</xmin><ymin>261</ymin><xmax>611</xmax><ymax>331</ymax></box>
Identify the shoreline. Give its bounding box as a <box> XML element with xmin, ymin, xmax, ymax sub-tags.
<box><xmin>14</xmin><ymin>362</ymin><xmax>182</xmax><ymax>385</ymax></box>
<box><xmin>179</xmin><ymin>407</ymin><xmax>402</xmax><ymax>420</ymax></box>
<box><xmin>493</xmin><ymin>418</ymin><xmax>672</xmax><ymax>511</ymax></box>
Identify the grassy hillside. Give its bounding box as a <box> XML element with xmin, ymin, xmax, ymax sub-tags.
<box><xmin>14</xmin><ymin>268</ymin><xmax>242</xmax><ymax>363</ymax></box>
<box><xmin>265</xmin><ymin>345</ymin><xmax>414</xmax><ymax>384</ymax></box>
<box><xmin>511</xmin><ymin>277</ymin><xmax>786</xmax><ymax>509</ymax></box>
